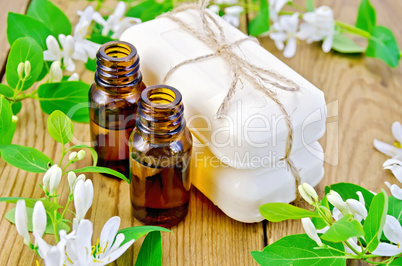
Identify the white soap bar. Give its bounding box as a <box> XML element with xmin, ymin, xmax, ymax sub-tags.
<box><xmin>121</xmin><ymin>10</ymin><xmax>326</xmax><ymax>169</ymax></box>
<box><xmin>191</xmin><ymin>139</ymin><xmax>324</xmax><ymax>223</ymax></box>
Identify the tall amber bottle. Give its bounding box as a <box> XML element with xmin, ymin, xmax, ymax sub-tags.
<box><xmin>89</xmin><ymin>41</ymin><xmax>146</xmax><ymax>177</ymax></box>
<box><xmin>130</xmin><ymin>85</ymin><xmax>192</xmax><ymax>227</ymax></box>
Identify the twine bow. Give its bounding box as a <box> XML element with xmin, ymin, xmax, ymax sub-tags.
<box><xmin>161</xmin><ymin>0</ymin><xmax>302</xmax><ymax>198</ymax></box>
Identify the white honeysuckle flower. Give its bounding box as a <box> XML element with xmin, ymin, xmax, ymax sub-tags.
<box><xmin>64</xmin><ymin>217</ymin><xmax>135</xmax><ymax>265</ymax></box>
<box><xmin>95</xmin><ymin>2</ymin><xmax>142</xmax><ymax>39</ymax></box>
<box><xmin>24</xmin><ymin>61</ymin><xmax>31</xmax><ymax>77</ymax></box>
<box><xmin>15</xmin><ymin>200</ymin><xmax>30</xmax><ymax>246</ymax></box>
<box><xmin>301</xmin><ymin>217</ymin><xmax>323</xmax><ymax>247</ymax></box>
<box><xmin>332</xmin><ymin>207</ymin><xmax>343</xmax><ymax>221</ymax></box>
<box><xmin>67</xmin><ymin>73</ymin><xmax>79</xmax><ymax>81</ymax></box>
<box><xmin>372</xmin><ymin>215</ymin><xmax>402</xmax><ymax>256</ymax></box>
<box><xmin>345</xmin><ymin>199</ymin><xmax>367</xmax><ymax>222</ymax></box>
<box><xmin>48</xmin><ymin>61</ymin><xmax>63</xmax><ymax>83</ymax></box>
<box><xmin>43</xmin><ymin>164</ymin><xmax>60</xmax><ymax>193</ymax></box>
<box><xmin>297</xmin><ymin>6</ymin><xmax>336</xmax><ymax>53</ymax></box>
<box><xmin>383</xmin><ymin>159</ymin><xmax>402</xmax><ymax>183</ymax></box>
<box><xmin>12</xmin><ymin>116</ymin><xmax>18</xmax><ymax>123</ymax></box>
<box><xmin>77</xmin><ymin>6</ymin><xmax>105</xmax><ymax>27</ymax></box>
<box><xmin>392</xmin><ymin>121</ymin><xmax>402</xmax><ymax>143</ymax></box>
<box><xmin>327</xmin><ymin>190</ymin><xmax>350</xmax><ymax>215</ymax></box>
<box><xmin>208</xmin><ymin>4</ymin><xmax>220</xmax><ymax>14</ymax></box>
<box><xmin>222</xmin><ymin>6</ymin><xmax>243</xmax><ymax>28</ymax></box>
<box><xmin>48</xmin><ymin>165</ymin><xmax>62</xmax><ymax>196</ymax></box>
<box><xmin>17</xmin><ymin>62</ymin><xmax>24</xmax><ymax>79</ymax></box>
<box><xmin>34</xmin><ymin>231</ymin><xmax>66</xmax><ymax>266</ymax></box>
<box><xmin>74</xmin><ymin>179</ymin><xmax>94</xmax><ymax>221</ymax></box>
<box><xmin>77</xmin><ymin>150</ymin><xmax>85</xmax><ymax>161</ymax></box>
<box><xmin>270</xmin><ymin>13</ymin><xmax>299</xmax><ymax>58</ymax></box>
<box><xmin>269</xmin><ymin>0</ymin><xmax>291</xmax><ymax>22</ymax></box>
<box><xmin>32</xmin><ymin>201</ymin><xmax>47</xmax><ymax>242</ymax></box>
<box><xmin>374</xmin><ymin>139</ymin><xmax>402</xmax><ymax>157</ymax></box>
<box><xmin>43</xmin><ymin>35</ymin><xmax>76</xmax><ymax>71</ymax></box>
<box><xmin>69</xmin><ymin>151</ymin><xmax>78</xmax><ymax>161</ymax></box>
<box><xmin>385</xmin><ymin>182</ymin><xmax>402</xmax><ymax>200</ymax></box>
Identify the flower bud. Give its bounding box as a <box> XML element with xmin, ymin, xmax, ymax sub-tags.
<box><xmin>76</xmin><ymin>174</ymin><xmax>86</xmax><ymax>183</ymax></box>
<box><xmin>69</xmin><ymin>151</ymin><xmax>78</xmax><ymax>161</ymax></box>
<box><xmin>301</xmin><ymin>217</ymin><xmax>323</xmax><ymax>247</ymax></box>
<box><xmin>77</xmin><ymin>150</ymin><xmax>85</xmax><ymax>160</ymax></box>
<box><xmin>48</xmin><ymin>165</ymin><xmax>62</xmax><ymax>196</ymax></box>
<box><xmin>42</xmin><ymin>164</ymin><xmax>60</xmax><ymax>192</ymax></box>
<box><xmin>74</xmin><ymin>179</ymin><xmax>93</xmax><ymax>221</ymax></box>
<box><xmin>24</xmin><ymin>60</ymin><xmax>31</xmax><ymax>77</ymax></box>
<box><xmin>15</xmin><ymin>200</ymin><xmax>30</xmax><ymax>246</ymax></box>
<box><xmin>302</xmin><ymin>183</ymin><xmax>318</xmax><ymax>202</ymax></box>
<box><xmin>298</xmin><ymin>184</ymin><xmax>314</xmax><ymax>204</ymax></box>
<box><xmin>17</xmin><ymin>62</ymin><xmax>25</xmax><ymax>79</ymax></box>
<box><xmin>49</xmin><ymin>61</ymin><xmax>63</xmax><ymax>83</ymax></box>
<box><xmin>32</xmin><ymin>201</ymin><xmax>47</xmax><ymax>242</ymax></box>
<box><xmin>67</xmin><ymin>171</ymin><xmax>77</xmax><ymax>193</ymax></box>
<box><xmin>12</xmin><ymin>116</ymin><xmax>18</xmax><ymax>123</ymax></box>
<box><xmin>67</xmin><ymin>73</ymin><xmax>79</xmax><ymax>81</ymax></box>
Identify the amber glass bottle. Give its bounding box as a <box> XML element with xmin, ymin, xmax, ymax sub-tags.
<box><xmin>89</xmin><ymin>41</ymin><xmax>146</xmax><ymax>177</ymax></box>
<box><xmin>129</xmin><ymin>85</ymin><xmax>192</xmax><ymax>227</ymax></box>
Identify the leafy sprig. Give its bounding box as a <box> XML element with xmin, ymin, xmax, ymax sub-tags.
<box><xmin>251</xmin><ymin>183</ymin><xmax>402</xmax><ymax>265</ymax></box>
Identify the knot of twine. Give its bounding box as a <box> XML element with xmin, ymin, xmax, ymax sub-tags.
<box><xmin>161</xmin><ymin>0</ymin><xmax>302</xmax><ymax>198</ymax></box>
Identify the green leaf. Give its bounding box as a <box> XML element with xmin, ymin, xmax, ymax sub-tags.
<box><xmin>251</xmin><ymin>234</ymin><xmax>346</xmax><ymax>266</ymax></box>
<box><xmin>135</xmin><ymin>231</ymin><xmax>163</xmax><ymax>266</ymax></box>
<box><xmin>366</xmin><ymin>26</ymin><xmax>400</xmax><ymax>68</ymax></box>
<box><xmin>355</xmin><ymin>0</ymin><xmax>376</xmax><ymax>33</ymax></box>
<box><xmin>118</xmin><ymin>226</ymin><xmax>170</xmax><ymax>245</ymax></box>
<box><xmin>259</xmin><ymin>203</ymin><xmax>320</xmax><ymax>222</ymax></box>
<box><xmin>0</xmin><ymin>197</ymin><xmax>61</xmax><ymax>213</ymax></box>
<box><xmin>85</xmin><ymin>58</ymin><xmax>97</xmax><ymax>72</ymax></box>
<box><xmin>6</xmin><ymin>37</ymin><xmax>44</xmax><ymax>91</ymax></box>
<box><xmin>321</xmin><ymin>214</ymin><xmax>364</xmax><ymax>242</ymax></box>
<box><xmin>27</xmin><ymin>0</ymin><xmax>72</xmax><ymax>36</ymax></box>
<box><xmin>38</xmin><ymin>81</ymin><xmax>90</xmax><ymax>123</ymax></box>
<box><xmin>390</xmin><ymin>257</ymin><xmax>402</xmax><ymax>266</ymax></box>
<box><xmin>388</xmin><ymin>195</ymin><xmax>402</xmax><ymax>224</ymax></box>
<box><xmin>37</xmin><ymin>61</ymin><xmax>52</xmax><ymax>82</ymax></box>
<box><xmin>363</xmin><ymin>190</ymin><xmax>388</xmax><ymax>253</ymax></box>
<box><xmin>332</xmin><ymin>34</ymin><xmax>365</xmax><ymax>54</ymax></box>
<box><xmin>325</xmin><ymin>183</ymin><xmax>374</xmax><ymax>210</ymax></box>
<box><xmin>0</xmin><ymin>85</ymin><xmax>19</xmax><ymax>115</ymax></box>
<box><xmin>7</xmin><ymin>13</ymin><xmax>52</xmax><ymax>49</ymax></box>
<box><xmin>0</xmin><ymin>144</ymin><xmax>53</xmax><ymax>172</ymax></box>
<box><xmin>0</xmin><ymin>96</ymin><xmax>13</xmax><ymax>145</ymax></box>
<box><xmin>5</xmin><ymin>207</ymin><xmax>69</xmax><ymax>234</ymax></box>
<box><xmin>47</xmin><ymin>110</ymin><xmax>74</xmax><ymax>145</ymax></box>
<box><xmin>248</xmin><ymin>0</ymin><xmax>269</xmax><ymax>36</ymax></box>
<box><xmin>68</xmin><ymin>144</ymin><xmax>98</xmax><ymax>166</ymax></box>
<box><xmin>72</xmin><ymin>166</ymin><xmax>129</xmax><ymax>183</ymax></box>
<box><xmin>126</xmin><ymin>0</ymin><xmax>173</xmax><ymax>22</ymax></box>
<box><xmin>88</xmin><ymin>34</ymin><xmax>115</xmax><ymax>45</ymax></box>
<box><xmin>306</xmin><ymin>0</ymin><xmax>314</xmax><ymax>12</ymax></box>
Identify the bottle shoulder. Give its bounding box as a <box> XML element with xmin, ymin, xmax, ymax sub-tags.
<box><xmin>89</xmin><ymin>82</ymin><xmax>145</xmax><ymax>104</ymax></box>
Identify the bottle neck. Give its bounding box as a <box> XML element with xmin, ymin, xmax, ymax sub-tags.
<box><xmin>136</xmin><ymin>85</ymin><xmax>185</xmax><ymax>141</ymax></box>
<box><xmin>95</xmin><ymin>41</ymin><xmax>141</xmax><ymax>93</ymax></box>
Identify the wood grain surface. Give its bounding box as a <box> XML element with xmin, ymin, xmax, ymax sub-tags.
<box><xmin>0</xmin><ymin>0</ymin><xmax>401</xmax><ymax>265</ymax></box>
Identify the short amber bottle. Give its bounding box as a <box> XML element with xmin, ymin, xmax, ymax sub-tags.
<box><xmin>129</xmin><ymin>85</ymin><xmax>192</xmax><ymax>227</ymax></box>
<box><xmin>89</xmin><ymin>41</ymin><xmax>146</xmax><ymax>177</ymax></box>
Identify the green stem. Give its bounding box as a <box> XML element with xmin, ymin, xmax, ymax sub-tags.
<box><xmin>59</xmin><ymin>198</ymin><xmax>72</xmax><ymax>222</ymax></box>
<box><xmin>344</xmin><ymin>240</ymin><xmax>364</xmax><ymax>257</ymax></box>
<box><xmin>62</xmin><ymin>161</ymin><xmax>73</xmax><ymax>172</ymax></box>
<box><xmin>335</xmin><ymin>21</ymin><xmax>371</xmax><ymax>38</ymax></box>
<box><xmin>59</xmin><ymin>145</ymin><xmax>65</xmax><ymax>166</ymax></box>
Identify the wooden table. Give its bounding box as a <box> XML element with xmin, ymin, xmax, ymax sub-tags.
<box><xmin>0</xmin><ymin>0</ymin><xmax>401</xmax><ymax>265</ymax></box>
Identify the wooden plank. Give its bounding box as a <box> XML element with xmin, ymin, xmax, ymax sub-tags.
<box><xmin>259</xmin><ymin>0</ymin><xmax>402</xmax><ymax>265</ymax></box>
<box><xmin>0</xmin><ymin>0</ymin><xmax>32</xmax><ymax>77</ymax></box>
